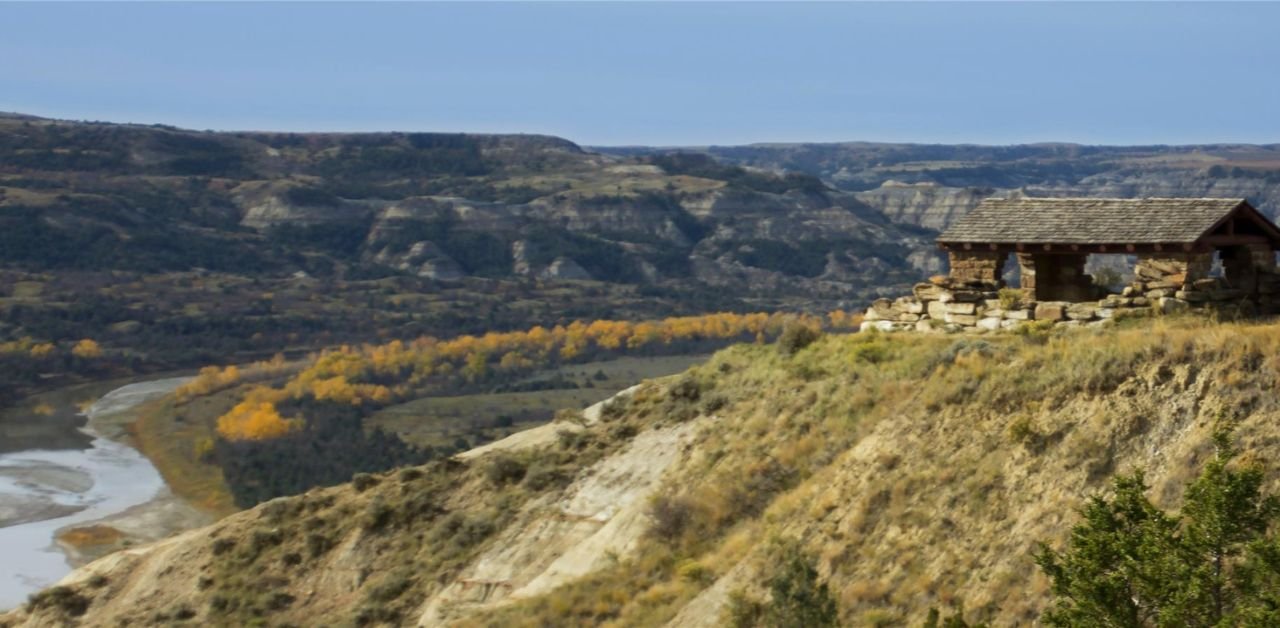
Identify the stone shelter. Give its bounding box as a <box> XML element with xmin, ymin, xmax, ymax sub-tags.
<box><xmin>863</xmin><ymin>197</ymin><xmax>1280</xmax><ymax>332</ymax></box>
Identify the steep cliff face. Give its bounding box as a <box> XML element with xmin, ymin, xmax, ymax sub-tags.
<box><xmin>853</xmin><ymin>181</ymin><xmax>996</xmax><ymax>230</ymax></box>
<box><xmin>8</xmin><ymin>318</ymin><xmax>1280</xmax><ymax>627</ymax></box>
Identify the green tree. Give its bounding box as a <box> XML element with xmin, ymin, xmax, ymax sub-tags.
<box><xmin>1035</xmin><ymin>430</ymin><xmax>1280</xmax><ymax>627</ymax></box>
<box><xmin>764</xmin><ymin>545</ymin><xmax>839</xmax><ymax>628</ymax></box>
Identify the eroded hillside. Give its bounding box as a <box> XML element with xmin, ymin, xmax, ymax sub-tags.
<box><xmin>605</xmin><ymin>142</ymin><xmax>1280</xmax><ymax>232</ymax></box>
<box><xmin>0</xmin><ymin>114</ymin><xmax>924</xmax><ymax>296</ymax></box>
<box><xmin>6</xmin><ymin>316</ymin><xmax>1280</xmax><ymax>627</ymax></box>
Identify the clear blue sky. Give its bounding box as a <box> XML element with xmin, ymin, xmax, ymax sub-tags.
<box><xmin>3</xmin><ymin>2</ymin><xmax>1278</xmax><ymax>146</ymax></box>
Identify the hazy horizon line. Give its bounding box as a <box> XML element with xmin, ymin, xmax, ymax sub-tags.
<box><xmin>6</xmin><ymin>108</ymin><xmax>1280</xmax><ymax>150</ymax></box>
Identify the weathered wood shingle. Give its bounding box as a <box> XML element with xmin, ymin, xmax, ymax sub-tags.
<box><xmin>938</xmin><ymin>197</ymin><xmax>1248</xmax><ymax>244</ymax></box>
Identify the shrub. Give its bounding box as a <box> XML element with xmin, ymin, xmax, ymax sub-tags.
<box><xmin>725</xmin><ymin>589</ymin><xmax>766</xmax><ymax>628</ymax></box>
<box><xmin>763</xmin><ymin>546</ymin><xmax>839</xmax><ymax>628</ymax></box>
<box><xmin>484</xmin><ymin>453</ymin><xmax>527</xmax><ymax>486</ymax></box>
<box><xmin>522</xmin><ymin>461</ymin><xmax>568</xmax><ymax>491</ymax></box>
<box><xmin>700</xmin><ymin>393</ymin><xmax>729</xmax><ymax>414</ymax></box>
<box><xmin>997</xmin><ymin>288</ymin><xmax>1025</xmax><ymax>310</ymax></box>
<box><xmin>777</xmin><ymin>323</ymin><xmax>821</xmax><ymax>356</ymax></box>
<box><xmin>306</xmin><ymin>533</ymin><xmax>333</xmax><ymax>558</ymax></box>
<box><xmin>1091</xmin><ymin>267</ymin><xmax>1124</xmax><ymax>290</ymax></box>
<box><xmin>599</xmin><ymin>395</ymin><xmax>631</xmax><ymax>421</ymax></box>
<box><xmin>248</xmin><ymin>528</ymin><xmax>283</xmax><ymax>556</ymax></box>
<box><xmin>352</xmin><ymin>473</ymin><xmax>380</xmax><ymax>492</ymax></box>
<box><xmin>363</xmin><ymin>497</ymin><xmax>394</xmax><ymax>531</ymax></box>
<box><xmin>210</xmin><ymin>538</ymin><xmax>235</xmax><ymax>556</ymax></box>
<box><xmin>556</xmin><ymin>429</ymin><xmax>587</xmax><ymax>450</ymax></box>
<box><xmin>26</xmin><ymin>586</ymin><xmax>90</xmax><ymax>617</ymax></box>
<box><xmin>677</xmin><ymin>559</ymin><xmax>711</xmax><ymax>584</ymax></box>
<box><xmin>850</xmin><ymin>341</ymin><xmax>892</xmax><ymax>364</ymax></box>
<box><xmin>646</xmin><ymin>494</ymin><xmax>696</xmax><ymax>542</ymax></box>
<box><xmin>366</xmin><ymin>569</ymin><xmax>414</xmax><ymax>603</ymax></box>
<box><xmin>265</xmin><ymin>592</ymin><xmax>295</xmax><ymax>611</ymax></box>
<box><xmin>669</xmin><ymin>376</ymin><xmax>702</xmax><ymax>402</ymax></box>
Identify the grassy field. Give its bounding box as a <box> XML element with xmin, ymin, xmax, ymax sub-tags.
<box><xmin>368</xmin><ymin>354</ymin><xmax>709</xmax><ymax>449</ymax></box>
<box><xmin>127</xmin><ymin>354</ymin><xmax>709</xmax><ymax>516</ymax></box>
<box><xmin>130</xmin><ymin>390</ymin><xmax>241</xmax><ymax>517</ymax></box>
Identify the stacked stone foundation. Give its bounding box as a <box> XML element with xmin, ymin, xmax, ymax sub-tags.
<box><xmin>863</xmin><ymin>250</ymin><xmax>1280</xmax><ymax>334</ymax></box>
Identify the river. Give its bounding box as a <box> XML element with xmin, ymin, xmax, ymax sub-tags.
<box><xmin>0</xmin><ymin>377</ymin><xmax>191</xmax><ymax>610</ymax></box>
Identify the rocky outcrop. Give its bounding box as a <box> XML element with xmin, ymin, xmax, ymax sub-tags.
<box><xmin>854</xmin><ymin>181</ymin><xmax>996</xmax><ymax>230</ymax></box>
<box><xmin>537</xmin><ymin>257</ymin><xmax>592</xmax><ymax>281</ymax></box>
<box><xmin>233</xmin><ymin>181</ymin><xmax>366</xmax><ymax>229</ymax></box>
<box><xmin>371</xmin><ymin>241</ymin><xmax>465</xmax><ymax>280</ymax></box>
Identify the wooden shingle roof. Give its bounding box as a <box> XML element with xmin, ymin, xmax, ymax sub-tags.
<box><xmin>938</xmin><ymin>197</ymin><xmax>1263</xmax><ymax>245</ymax></box>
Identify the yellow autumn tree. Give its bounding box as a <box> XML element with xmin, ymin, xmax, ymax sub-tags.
<box><xmin>71</xmin><ymin>339</ymin><xmax>102</xmax><ymax>359</ymax></box>
<box><xmin>216</xmin><ymin>400</ymin><xmax>298</xmax><ymax>441</ymax></box>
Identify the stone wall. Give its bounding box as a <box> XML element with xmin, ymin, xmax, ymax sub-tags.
<box><xmin>864</xmin><ymin>262</ymin><xmax>1279</xmax><ymax>336</ymax></box>
<box><xmin>947</xmin><ymin>251</ymin><xmax>1007</xmax><ymax>284</ymax></box>
<box><xmin>1131</xmin><ymin>251</ymin><xmax>1235</xmax><ymax>308</ymax></box>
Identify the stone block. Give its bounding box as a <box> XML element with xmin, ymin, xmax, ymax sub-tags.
<box><xmin>1175</xmin><ymin>290</ymin><xmax>1209</xmax><ymax>302</ymax></box>
<box><xmin>1158</xmin><ymin>297</ymin><xmax>1190</xmax><ymax>315</ymax></box>
<box><xmin>1096</xmin><ymin>308</ymin><xmax>1116</xmax><ymax>319</ymax></box>
<box><xmin>983</xmin><ymin>299</ymin><xmax>1003</xmax><ymax>310</ymax></box>
<box><xmin>976</xmin><ymin>317</ymin><xmax>1002</xmax><ymax>331</ymax></box>
<box><xmin>1000</xmin><ymin>319</ymin><xmax>1023</xmax><ymax>330</ymax></box>
<box><xmin>1066</xmin><ymin>303</ymin><xmax>1097</xmax><ymax>321</ymax></box>
<box><xmin>898</xmin><ymin>313</ymin><xmax>922</xmax><ymax>323</ymax></box>
<box><xmin>1146</xmin><ymin>289</ymin><xmax>1174</xmax><ymax>299</ymax></box>
<box><xmin>1005</xmin><ymin>309</ymin><xmax>1032</xmax><ymax>320</ymax></box>
<box><xmin>1131</xmin><ymin>297</ymin><xmax>1150</xmax><ymax>307</ymax></box>
<box><xmin>913</xmin><ymin>283</ymin><xmax>946</xmax><ymax>301</ymax></box>
<box><xmin>863</xmin><ymin>308</ymin><xmax>882</xmax><ymax>322</ymax></box>
<box><xmin>893</xmin><ymin>296</ymin><xmax>925</xmax><ymax>314</ymax></box>
<box><xmin>945</xmin><ymin>302</ymin><xmax>977</xmax><ymax>315</ymax></box>
<box><xmin>985</xmin><ymin>308</ymin><xmax>1005</xmax><ymax>319</ymax></box>
<box><xmin>1034</xmin><ymin>301</ymin><xmax>1069</xmax><ymax>321</ymax></box>
<box><xmin>1122</xmin><ymin>286</ymin><xmax>1138</xmax><ymax>297</ymax></box>
<box><xmin>927</xmin><ymin>301</ymin><xmax>948</xmax><ymax>320</ymax></box>
<box><xmin>1192</xmin><ymin>278</ymin><xmax>1220</xmax><ymax>291</ymax></box>
<box><xmin>1145</xmin><ymin>280</ymin><xmax>1178</xmax><ymax>291</ymax></box>
<box><xmin>945</xmin><ymin>313</ymin><xmax>979</xmax><ymax>326</ymax></box>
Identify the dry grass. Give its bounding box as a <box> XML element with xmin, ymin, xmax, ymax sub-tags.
<box><xmin>20</xmin><ymin>316</ymin><xmax>1280</xmax><ymax>627</ymax></box>
<box><xmin>56</xmin><ymin>525</ymin><xmax>124</xmax><ymax>549</ymax></box>
<box><xmin>130</xmin><ymin>392</ymin><xmax>238</xmax><ymax>516</ymax></box>
<box><xmin>470</xmin><ymin>317</ymin><xmax>1280</xmax><ymax>625</ymax></box>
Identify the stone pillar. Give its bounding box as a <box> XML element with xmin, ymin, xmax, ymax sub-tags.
<box><xmin>947</xmin><ymin>250</ymin><xmax>1007</xmax><ymax>286</ymax></box>
<box><xmin>1015</xmin><ymin>253</ymin><xmax>1037</xmax><ymax>300</ymax></box>
<box><xmin>1134</xmin><ymin>252</ymin><xmax>1212</xmax><ymax>290</ymax></box>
